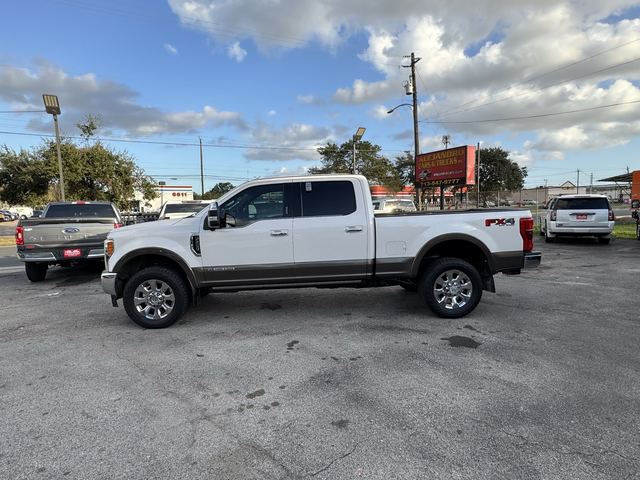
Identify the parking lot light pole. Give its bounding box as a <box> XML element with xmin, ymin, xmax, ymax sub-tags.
<box><xmin>352</xmin><ymin>127</ymin><xmax>366</xmax><ymax>174</ymax></box>
<box><xmin>42</xmin><ymin>94</ymin><xmax>65</xmax><ymax>201</ymax></box>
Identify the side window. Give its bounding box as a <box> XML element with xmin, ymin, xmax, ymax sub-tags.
<box><xmin>221</xmin><ymin>183</ymin><xmax>285</xmax><ymax>227</ymax></box>
<box><xmin>300</xmin><ymin>180</ymin><xmax>357</xmax><ymax>217</ymax></box>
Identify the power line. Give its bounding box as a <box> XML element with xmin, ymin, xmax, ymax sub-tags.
<box><xmin>433</xmin><ymin>38</ymin><xmax>640</xmax><ymax>118</ymax></box>
<box><xmin>435</xmin><ymin>55</ymin><xmax>640</xmax><ymax>119</ymax></box>
<box><xmin>0</xmin><ymin>129</ymin><xmax>408</xmax><ymax>154</ymax></box>
<box><xmin>419</xmin><ymin>99</ymin><xmax>640</xmax><ymax>124</ymax></box>
<box><xmin>0</xmin><ymin>110</ymin><xmax>45</xmax><ymax>114</ymax></box>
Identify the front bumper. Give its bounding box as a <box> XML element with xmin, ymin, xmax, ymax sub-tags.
<box><xmin>101</xmin><ymin>271</ymin><xmax>118</xmax><ymax>296</ymax></box>
<box><xmin>524</xmin><ymin>251</ymin><xmax>541</xmax><ymax>269</ymax></box>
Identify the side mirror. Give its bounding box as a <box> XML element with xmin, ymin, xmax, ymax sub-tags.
<box><xmin>208</xmin><ymin>202</ymin><xmax>226</xmax><ymax>230</ymax></box>
<box><xmin>632</xmin><ymin>199</ymin><xmax>640</xmax><ymax>209</ymax></box>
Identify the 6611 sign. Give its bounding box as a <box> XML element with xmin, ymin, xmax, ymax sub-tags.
<box><xmin>416</xmin><ymin>145</ymin><xmax>476</xmax><ymax>187</ymax></box>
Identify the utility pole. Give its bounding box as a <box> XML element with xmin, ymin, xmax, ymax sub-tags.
<box><xmin>589</xmin><ymin>172</ymin><xmax>593</xmax><ymax>194</ymax></box>
<box><xmin>440</xmin><ymin>135</ymin><xmax>450</xmax><ymax>210</ymax></box>
<box><xmin>577</xmin><ymin>169</ymin><xmax>580</xmax><ymax>194</ymax></box>
<box><xmin>199</xmin><ymin>137</ymin><xmax>205</xmax><ymax>197</ymax></box>
<box><xmin>403</xmin><ymin>52</ymin><xmax>421</xmax><ymax>209</ymax></box>
<box><xmin>476</xmin><ymin>142</ymin><xmax>481</xmax><ymax>207</ymax></box>
<box><xmin>544</xmin><ymin>178</ymin><xmax>548</xmax><ymax>204</ymax></box>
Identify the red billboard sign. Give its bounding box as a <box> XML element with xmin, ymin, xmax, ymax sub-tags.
<box><xmin>415</xmin><ymin>145</ymin><xmax>476</xmax><ymax>186</ymax></box>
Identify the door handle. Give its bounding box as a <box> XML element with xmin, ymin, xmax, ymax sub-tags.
<box><xmin>345</xmin><ymin>226</ymin><xmax>363</xmax><ymax>233</ymax></box>
<box><xmin>270</xmin><ymin>230</ymin><xmax>288</xmax><ymax>236</ymax></box>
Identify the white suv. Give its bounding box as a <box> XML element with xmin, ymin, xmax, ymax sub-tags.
<box><xmin>541</xmin><ymin>194</ymin><xmax>614</xmax><ymax>244</ymax></box>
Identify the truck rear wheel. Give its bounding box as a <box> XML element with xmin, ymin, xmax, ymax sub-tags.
<box><xmin>25</xmin><ymin>262</ymin><xmax>47</xmax><ymax>282</ymax></box>
<box><xmin>419</xmin><ymin>257</ymin><xmax>482</xmax><ymax>318</ymax></box>
<box><xmin>123</xmin><ymin>266</ymin><xmax>189</xmax><ymax>329</ymax></box>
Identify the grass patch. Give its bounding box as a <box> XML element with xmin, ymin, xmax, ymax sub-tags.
<box><xmin>614</xmin><ymin>223</ymin><xmax>638</xmax><ymax>239</ymax></box>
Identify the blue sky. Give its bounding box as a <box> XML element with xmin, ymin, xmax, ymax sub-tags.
<box><xmin>1</xmin><ymin>0</ymin><xmax>639</xmax><ymax>192</ymax></box>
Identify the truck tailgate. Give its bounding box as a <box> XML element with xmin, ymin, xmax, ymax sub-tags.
<box><xmin>21</xmin><ymin>218</ymin><xmax>115</xmax><ymax>246</ymax></box>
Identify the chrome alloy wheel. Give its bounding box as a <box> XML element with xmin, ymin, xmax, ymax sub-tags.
<box><xmin>133</xmin><ymin>279</ymin><xmax>176</xmax><ymax>320</ymax></box>
<box><xmin>433</xmin><ymin>269</ymin><xmax>473</xmax><ymax>310</ymax></box>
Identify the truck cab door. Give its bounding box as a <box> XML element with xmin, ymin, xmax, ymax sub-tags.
<box><xmin>198</xmin><ymin>182</ymin><xmax>294</xmax><ymax>287</ymax></box>
<box><xmin>292</xmin><ymin>179</ymin><xmax>370</xmax><ymax>281</ymax></box>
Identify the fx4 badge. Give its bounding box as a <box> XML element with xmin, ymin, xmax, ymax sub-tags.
<box><xmin>485</xmin><ymin>218</ymin><xmax>515</xmax><ymax>227</ymax></box>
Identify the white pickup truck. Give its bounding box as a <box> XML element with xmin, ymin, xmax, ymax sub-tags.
<box><xmin>101</xmin><ymin>175</ymin><xmax>541</xmax><ymax>328</ymax></box>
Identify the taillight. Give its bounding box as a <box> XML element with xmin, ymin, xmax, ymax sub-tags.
<box><xmin>550</xmin><ymin>210</ymin><xmax>557</xmax><ymax>221</ymax></box>
<box><xmin>113</xmin><ymin>223</ymin><xmax>122</xmax><ymax>229</ymax></box>
<box><xmin>519</xmin><ymin>217</ymin><xmax>534</xmax><ymax>253</ymax></box>
<box><xmin>608</xmin><ymin>209</ymin><xmax>615</xmax><ymax>221</ymax></box>
<box><xmin>16</xmin><ymin>226</ymin><xmax>24</xmax><ymax>246</ymax></box>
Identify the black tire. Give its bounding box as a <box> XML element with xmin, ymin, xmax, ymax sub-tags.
<box><xmin>123</xmin><ymin>266</ymin><xmax>189</xmax><ymax>329</ymax></box>
<box><xmin>418</xmin><ymin>257</ymin><xmax>483</xmax><ymax>319</ymax></box>
<box><xmin>598</xmin><ymin>237</ymin><xmax>611</xmax><ymax>245</ymax></box>
<box><xmin>544</xmin><ymin>225</ymin><xmax>555</xmax><ymax>243</ymax></box>
<box><xmin>25</xmin><ymin>262</ymin><xmax>47</xmax><ymax>282</ymax></box>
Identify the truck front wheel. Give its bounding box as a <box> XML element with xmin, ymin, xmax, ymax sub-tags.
<box><xmin>25</xmin><ymin>262</ymin><xmax>47</xmax><ymax>282</ymax></box>
<box><xmin>123</xmin><ymin>266</ymin><xmax>189</xmax><ymax>329</ymax></box>
<box><xmin>419</xmin><ymin>257</ymin><xmax>482</xmax><ymax>318</ymax></box>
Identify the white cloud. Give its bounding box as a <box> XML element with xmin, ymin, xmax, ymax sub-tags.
<box><xmin>164</xmin><ymin>43</ymin><xmax>178</xmax><ymax>55</ymax></box>
<box><xmin>268</xmin><ymin>110</ymin><xmax>277</xmax><ymax>116</ymax></box>
<box><xmin>297</xmin><ymin>94</ymin><xmax>322</xmax><ymax>105</ymax></box>
<box><xmin>0</xmin><ymin>63</ymin><xmax>247</xmax><ymax>136</ymax></box>
<box><xmin>227</xmin><ymin>41</ymin><xmax>247</xmax><ymax>62</ymax></box>
<box><xmin>167</xmin><ymin>0</ymin><xmax>640</xmax><ymax>152</ymax></box>
<box><xmin>243</xmin><ymin>122</ymin><xmax>334</xmax><ymax>161</ymax></box>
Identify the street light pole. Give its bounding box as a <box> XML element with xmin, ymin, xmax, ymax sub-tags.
<box><xmin>42</xmin><ymin>94</ymin><xmax>65</xmax><ymax>201</ymax></box>
<box><xmin>352</xmin><ymin>127</ymin><xmax>366</xmax><ymax>174</ymax></box>
<box><xmin>53</xmin><ymin>113</ymin><xmax>65</xmax><ymax>201</ymax></box>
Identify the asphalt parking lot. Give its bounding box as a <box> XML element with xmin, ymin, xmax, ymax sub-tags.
<box><xmin>1</xmin><ymin>239</ymin><xmax>639</xmax><ymax>479</ymax></box>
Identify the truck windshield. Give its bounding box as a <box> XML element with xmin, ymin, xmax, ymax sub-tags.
<box><xmin>45</xmin><ymin>204</ymin><xmax>117</xmax><ymax>218</ymax></box>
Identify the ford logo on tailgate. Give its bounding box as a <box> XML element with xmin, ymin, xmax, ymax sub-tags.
<box><xmin>63</xmin><ymin>227</ymin><xmax>80</xmax><ymax>234</ymax></box>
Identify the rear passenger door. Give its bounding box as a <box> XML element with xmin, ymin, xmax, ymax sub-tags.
<box><xmin>292</xmin><ymin>179</ymin><xmax>370</xmax><ymax>281</ymax></box>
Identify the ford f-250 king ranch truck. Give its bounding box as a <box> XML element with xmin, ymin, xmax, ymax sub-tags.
<box><xmin>17</xmin><ymin>201</ymin><xmax>122</xmax><ymax>282</ymax></box>
<box><xmin>101</xmin><ymin>175</ymin><xmax>541</xmax><ymax>328</ymax></box>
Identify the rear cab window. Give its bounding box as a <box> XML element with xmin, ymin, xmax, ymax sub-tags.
<box><xmin>44</xmin><ymin>204</ymin><xmax>118</xmax><ymax>218</ymax></box>
<box><xmin>299</xmin><ymin>180</ymin><xmax>357</xmax><ymax>217</ymax></box>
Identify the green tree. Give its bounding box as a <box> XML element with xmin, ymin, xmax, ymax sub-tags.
<box><xmin>310</xmin><ymin>140</ymin><xmax>402</xmax><ymax>191</ymax></box>
<box><xmin>0</xmin><ymin>146</ymin><xmax>56</xmax><ymax>206</ymax></box>
<box><xmin>393</xmin><ymin>151</ymin><xmax>415</xmax><ymax>186</ymax></box>
<box><xmin>194</xmin><ymin>182</ymin><xmax>235</xmax><ymax>200</ymax></box>
<box><xmin>0</xmin><ymin>117</ymin><xmax>155</xmax><ymax>209</ymax></box>
<box><xmin>476</xmin><ymin>147</ymin><xmax>527</xmax><ymax>203</ymax></box>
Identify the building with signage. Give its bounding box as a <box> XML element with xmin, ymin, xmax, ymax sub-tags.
<box><xmin>128</xmin><ymin>184</ymin><xmax>194</xmax><ymax>212</ymax></box>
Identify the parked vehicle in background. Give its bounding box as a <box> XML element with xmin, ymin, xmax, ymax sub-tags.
<box><xmin>0</xmin><ymin>211</ymin><xmax>8</xmax><ymax>222</ymax></box>
<box><xmin>158</xmin><ymin>200</ymin><xmax>211</xmax><ymax>220</ymax></box>
<box><xmin>541</xmin><ymin>195</ymin><xmax>614</xmax><ymax>244</ymax></box>
<box><xmin>372</xmin><ymin>197</ymin><xmax>417</xmax><ymax>213</ymax></box>
<box><xmin>16</xmin><ymin>201</ymin><xmax>122</xmax><ymax>282</ymax></box>
<box><xmin>0</xmin><ymin>209</ymin><xmax>17</xmax><ymax>221</ymax></box>
<box><xmin>12</xmin><ymin>206</ymin><xmax>34</xmax><ymax>219</ymax></box>
<box><xmin>102</xmin><ymin>174</ymin><xmax>540</xmax><ymax>328</ymax></box>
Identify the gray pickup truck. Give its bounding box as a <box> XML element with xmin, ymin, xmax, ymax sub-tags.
<box><xmin>16</xmin><ymin>202</ymin><xmax>122</xmax><ymax>282</ymax></box>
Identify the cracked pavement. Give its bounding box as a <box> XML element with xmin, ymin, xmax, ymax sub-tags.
<box><xmin>0</xmin><ymin>239</ymin><xmax>639</xmax><ymax>479</ymax></box>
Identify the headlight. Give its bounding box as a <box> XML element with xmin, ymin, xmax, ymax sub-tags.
<box><xmin>105</xmin><ymin>239</ymin><xmax>115</xmax><ymax>258</ymax></box>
